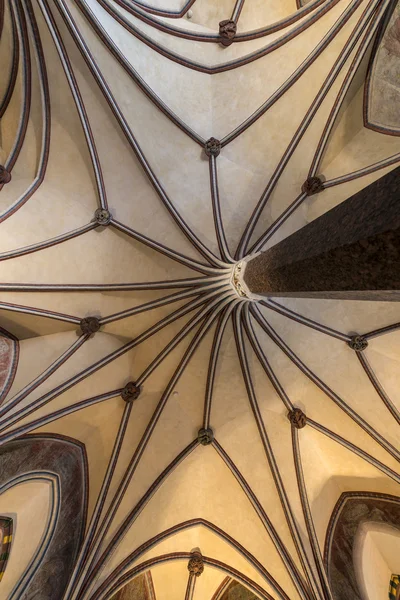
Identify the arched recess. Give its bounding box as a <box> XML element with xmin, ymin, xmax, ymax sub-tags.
<box><xmin>92</xmin><ymin>440</ymin><xmax>302</xmax><ymax>600</ymax></box>
<box><xmin>0</xmin><ymin>433</ymin><xmax>88</xmax><ymax>598</ymax></box>
<box><xmin>0</xmin><ymin>325</ymin><xmax>18</xmax><ymax>403</ymax></box>
<box><xmin>364</xmin><ymin>0</ymin><xmax>400</xmax><ymax>136</ymax></box>
<box><xmin>88</xmin><ymin>514</ymin><xmax>295</xmax><ymax>600</ymax></box>
<box><xmin>110</xmin><ymin>571</ymin><xmax>155</xmax><ymax>600</ymax></box>
<box><xmin>0</xmin><ymin>473</ymin><xmax>58</xmax><ymax>599</ymax></box>
<box><xmin>302</xmin><ymin>0</ymin><xmax>400</xmax><ymax>227</ymax></box>
<box><xmin>92</xmin><ymin>551</ymin><xmax>273</xmax><ymax>600</ymax></box>
<box><xmin>354</xmin><ymin>522</ymin><xmax>400</xmax><ymax>600</ymax></box>
<box><xmin>0</xmin><ymin>515</ymin><xmax>13</xmax><ymax>582</ymax></box>
<box><xmin>324</xmin><ymin>491</ymin><xmax>400</xmax><ymax>600</ymax></box>
<box><xmin>112</xmin><ymin>565</ymin><xmax>264</xmax><ymax>600</ymax></box>
<box><xmin>214</xmin><ymin>576</ymin><xmax>262</xmax><ymax>600</ymax></box>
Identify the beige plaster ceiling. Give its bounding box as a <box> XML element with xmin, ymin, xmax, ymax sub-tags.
<box><xmin>0</xmin><ymin>0</ymin><xmax>399</xmax><ymax>599</ymax></box>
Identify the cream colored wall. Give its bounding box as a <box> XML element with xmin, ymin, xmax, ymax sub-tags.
<box><xmin>0</xmin><ymin>479</ymin><xmax>53</xmax><ymax>598</ymax></box>
<box><xmin>354</xmin><ymin>523</ymin><xmax>400</xmax><ymax>600</ymax></box>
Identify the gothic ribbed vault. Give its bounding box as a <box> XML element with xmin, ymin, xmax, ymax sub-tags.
<box><xmin>0</xmin><ymin>0</ymin><xmax>399</xmax><ymax>599</ymax></box>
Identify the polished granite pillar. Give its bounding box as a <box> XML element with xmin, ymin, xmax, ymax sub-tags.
<box><xmin>244</xmin><ymin>167</ymin><xmax>400</xmax><ymax>300</ymax></box>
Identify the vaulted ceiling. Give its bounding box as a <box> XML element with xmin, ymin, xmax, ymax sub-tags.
<box><xmin>0</xmin><ymin>0</ymin><xmax>399</xmax><ymax>599</ymax></box>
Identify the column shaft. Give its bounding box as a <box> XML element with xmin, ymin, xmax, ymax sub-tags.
<box><xmin>244</xmin><ymin>167</ymin><xmax>400</xmax><ymax>300</ymax></box>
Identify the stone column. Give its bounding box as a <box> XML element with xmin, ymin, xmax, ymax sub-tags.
<box><xmin>243</xmin><ymin>167</ymin><xmax>400</xmax><ymax>301</ymax></box>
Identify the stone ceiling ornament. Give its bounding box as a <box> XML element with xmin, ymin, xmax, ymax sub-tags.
<box><xmin>288</xmin><ymin>408</ymin><xmax>307</xmax><ymax>429</ymax></box>
<box><xmin>0</xmin><ymin>166</ymin><xmax>11</xmax><ymax>184</ymax></box>
<box><xmin>121</xmin><ymin>381</ymin><xmax>142</xmax><ymax>402</ymax></box>
<box><xmin>219</xmin><ymin>20</ymin><xmax>237</xmax><ymax>47</ymax></box>
<box><xmin>348</xmin><ymin>335</ymin><xmax>369</xmax><ymax>351</ymax></box>
<box><xmin>301</xmin><ymin>176</ymin><xmax>325</xmax><ymax>196</ymax></box>
<box><xmin>94</xmin><ymin>208</ymin><xmax>111</xmax><ymax>226</ymax></box>
<box><xmin>230</xmin><ymin>262</ymin><xmax>251</xmax><ymax>299</ymax></box>
<box><xmin>204</xmin><ymin>138</ymin><xmax>221</xmax><ymax>157</ymax></box>
<box><xmin>198</xmin><ymin>427</ymin><xmax>214</xmax><ymax>445</ymax></box>
<box><xmin>187</xmin><ymin>552</ymin><xmax>204</xmax><ymax>577</ymax></box>
<box><xmin>80</xmin><ymin>316</ymin><xmax>101</xmax><ymax>336</ymax></box>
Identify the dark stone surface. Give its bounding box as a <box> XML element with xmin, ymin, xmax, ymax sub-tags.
<box><xmin>0</xmin><ymin>435</ymin><xmax>87</xmax><ymax>600</ymax></box>
<box><xmin>111</xmin><ymin>574</ymin><xmax>149</xmax><ymax>600</ymax></box>
<box><xmin>244</xmin><ymin>167</ymin><xmax>400</xmax><ymax>300</ymax></box>
<box><xmin>324</xmin><ymin>492</ymin><xmax>400</xmax><ymax>600</ymax></box>
<box><xmin>221</xmin><ymin>580</ymin><xmax>259</xmax><ymax>600</ymax></box>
